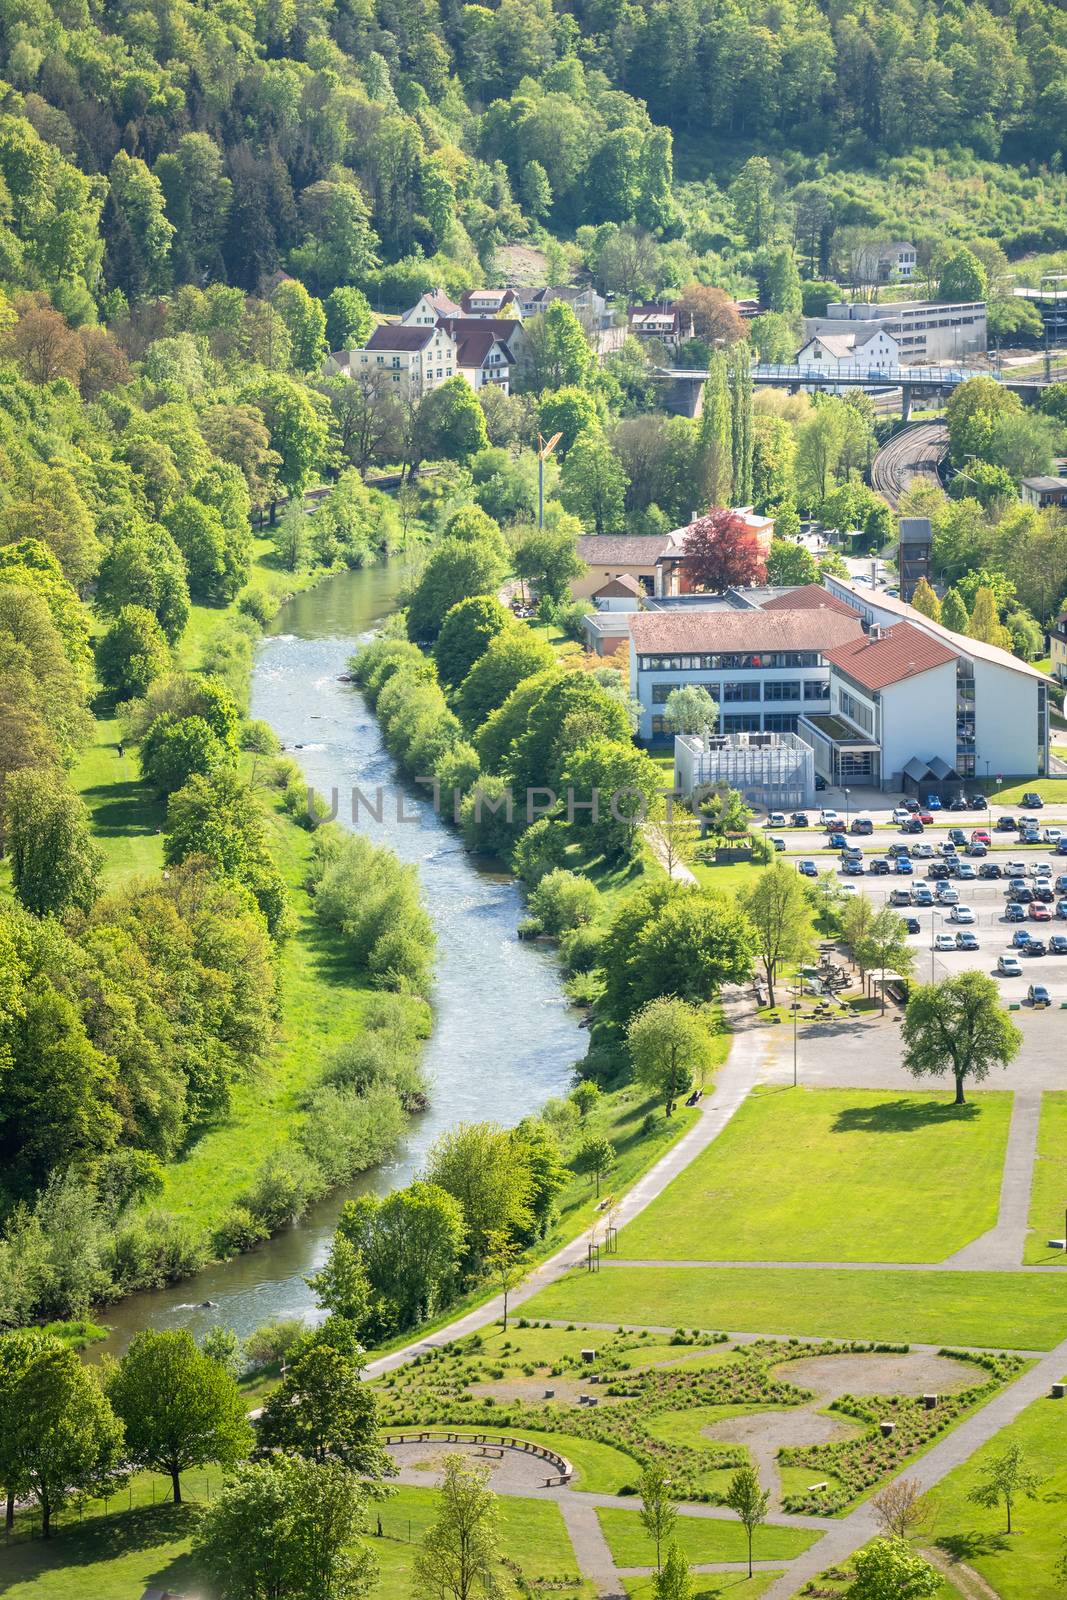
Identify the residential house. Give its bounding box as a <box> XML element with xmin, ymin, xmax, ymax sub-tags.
<box><xmin>794</xmin><ymin>327</ymin><xmax>901</xmax><ymax>383</ymax></box>
<box><xmin>353</xmin><ymin>323</ymin><xmax>457</xmax><ymax>394</ymax></box>
<box><xmin>628</xmin><ymin>303</ymin><xmax>695</xmax><ymax>351</ymax></box>
<box><xmin>400</xmin><ymin>287</ymin><xmax>461</xmax><ymax>326</ymax></box>
<box><xmin>1020</xmin><ymin>476</ymin><xmax>1067</xmax><ymax>509</ymax></box>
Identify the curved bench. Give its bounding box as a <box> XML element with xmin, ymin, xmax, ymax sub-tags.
<box><xmin>383</xmin><ymin>1429</ymin><xmax>574</xmax><ymax>1486</ymax></box>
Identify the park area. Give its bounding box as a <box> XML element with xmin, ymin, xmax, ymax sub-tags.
<box><xmin>614</xmin><ymin>1088</ymin><xmax>1015</xmax><ymax>1264</ymax></box>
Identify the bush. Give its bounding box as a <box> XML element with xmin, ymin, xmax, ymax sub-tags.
<box><xmin>528</xmin><ymin>869</ymin><xmax>600</xmax><ymax>937</ymax></box>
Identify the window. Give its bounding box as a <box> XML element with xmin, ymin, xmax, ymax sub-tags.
<box><xmin>764</xmin><ymin>680</ymin><xmax>801</xmax><ymax>701</ymax></box>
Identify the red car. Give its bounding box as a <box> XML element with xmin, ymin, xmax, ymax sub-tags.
<box><xmin>1029</xmin><ymin>903</ymin><xmax>1053</xmax><ymax>922</ymax></box>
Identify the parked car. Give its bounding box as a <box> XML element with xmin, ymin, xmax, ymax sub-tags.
<box><xmin>950</xmin><ymin>905</ymin><xmax>976</xmax><ymax>923</ymax></box>
<box><xmin>926</xmin><ymin>793</ymin><xmax>943</xmax><ymax>810</ymax></box>
<box><xmin>1004</xmin><ymin>903</ymin><xmax>1026</xmax><ymax>922</ymax></box>
<box><xmin>955</xmin><ymin>931</ymin><xmax>980</xmax><ymax>951</ymax></box>
<box><xmin>797</xmin><ymin>860</ymin><xmax>817</xmax><ymax>877</ymax></box>
<box><xmin>1012</xmin><ymin>928</ymin><xmax>1034</xmax><ymax>948</ymax></box>
<box><xmin>905</xmin><ymin>917</ymin><xmax>921</xmax><ymax>934</ymax></box>
<box><xmin>979</xmin><ymin>862</ymin><xmax>1003</xmax><ymax>878</ymax></box>
<box><xmin>1049</xmin><ymin>935</ymin><xmax>1067</xmax><ymax>955</ymax></box>
<box><xmin>1029</xmin><ymin>903</ymin><xmax>1053</xmax><ymax>922</ymax></box>
<box><xmin>791</xmin><ymin>812</ymin><xmax>810</xmax><ymax>827</ymax></box>
<box><xmin>1022</xmin><ymin>791</ymin><xmax>1045</xmax><ymax>809</ymax></box>
<box><xmin>1028</xmin><ymin>984</ymin><xmax>1052</xmax><ymax>1007</ymax></box>
<box><xmin>934</xmin><ymin>932</ymin><xmax>956</xmax><ymax>952</ymax></box>
<box><xmin>998</xmin><ymin>954</ymin><xmax>1022</xmax><ymax>976</ymax></box>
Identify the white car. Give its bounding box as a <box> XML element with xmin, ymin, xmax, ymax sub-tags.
<box><xmin>998</xmin><ymin>954</ymin><xmax>1022</xmax><ymax>977</ymax></box>
<box><xmin>950</xmin><ymin>906</ymin><xmax>976</xmax><ymax>923</ymax></box>
<box><xmin>934</xmin><ymin>933</ymin><xmax>956</xmax><ymax>951</ymax></box>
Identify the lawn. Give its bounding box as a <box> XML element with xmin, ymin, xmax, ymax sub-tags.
<box><xmin>2</xmin><ymin>1478</ymin><xmax>591</xmax><ymax>1600</ymax></box>
<box><xmin>924</xmin><ymin>1392</ymin><xmax>1067</xmax><ymax>1600</ymax></box>
<box><xmin>1025</xmin><ymin>1092</ymin><xmax>1067</xmax><ymax>1264</ymax></box>
<box><xmin>525</xmin><ymin>1265</ymin><xmax>1067</xmax><ymax>1350</ymax></box>
<box><xmin>622</xmin><ymin>1576</ymin><xmax>782</xmax><ymax>1599</ymax></box>
<box><xmin>597</xmin><ymin>1506</ymin><xmax>816</xmax><ymax>1567</ymax></box>
<box><xmin>615</xmin><ymin>1089</ymin><xmax>1013</xmax><ymax>1265</ymax></box>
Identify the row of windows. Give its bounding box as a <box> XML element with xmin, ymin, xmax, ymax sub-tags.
<box><xmin>650</xmin><ymin>712</ymin><xmax>799</xmax><ymax>736</ymax></box>
<box><xmin>651</xmin><ymin>680</ymin><xmax>828</xmax><ymax>705</ymax></box>
<box><xmin>639</xmin><ymin>652</ymin><xmax>822</xmax><ymax>672</ymax></box>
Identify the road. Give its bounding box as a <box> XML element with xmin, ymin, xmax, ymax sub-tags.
<box><xmin>870</xmin><ymin>419</ymin><xmax>948</xmax><ymax>507</ymax></box>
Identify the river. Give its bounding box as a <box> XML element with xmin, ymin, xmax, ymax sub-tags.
<box><xmin>100</xmin><ymin>562</ymin><xmax>585</xmax><ymax>1355</ymax></box>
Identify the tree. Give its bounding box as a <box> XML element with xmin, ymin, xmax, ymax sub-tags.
<box><xmin>195</xmin><ymin>1457</ymin><xmax>376</xmax><ymax>1600</ymax></box>
<box><xmin>740</xmin><ymin>864</ymin><xmax>815</xmax><ymax>1007</ymax></box>
<box><xmin>664</xmin><ymin>685</ymin><xmax>718</xmax><ymax>739</ymax></box>
<box><xmin>513</xmin><ymin>527</ymin><xmax>585</xmax><ymax>604</ymax></box>
<box><xmin>95</xmin><ymin>605</ymin><xmax>171</xmax><ymax>700</ymax></box>
<box><xmin>909</xmin><ymin>577</ymin><xmax>941</xmax><ymax>622</ymax></box>
<box><xmin>766</xmin><ymin>539</ymin><xmax>817</xmax><ymax>585</ymax></box>
<box><xmin>3</xmin><ymin>768</ymin><xmax>100</xmax><ymax>917</ymax></box>
<box><xmin>682</xmin><ymin>510</ymin><xmax>767</xmax><ymax>592</ymax></box>
<box><xmin>257</xmin><ymin>1334</ymin><xmax>389</xmax><ymax>1478</ymax></box>
<box><xmin>902</xmin><ymin>973</ymin><xmax>1022</xmax><ymax>1105</ymax></box>
<box><xmin>407</xmin><ymin>539</ymin><xmax>506</xmax><ymax>644</ymax></box>
<box><xmin>573</xmin><ymin>1135</ymin><xmax>615</xmax><ymax>1199</ymax></box>
<box><xmin>336</xmin><ymin>1182</ymin><xmax>466</xmax><ymax>1335</ymax></box>
<box><xmin>522</xmin><ymin>302</ymin><xmax>595</xmax><ymax>391</ymax></box>
<box><xmin>484</xmin><ymin>1230</ymin><xmax>522</xmax><ymax>1331</ymax></box>
<box><xmin>325</xmin><ymin>287</ymin><xmax>374</xmax><ymax>351</ymax></box>
<box><xmin>937</xmin><ymin>247</ymin><xmax>988</xmax><ymax>303</ymax></box>
<box><xmin>560</xmin><ymin>428</ymin><xmax>629</xmax><ymax>535</ymax></box>
<box><xmin>627</xmin><ymin>996</ymin><xmax>711</xmax><ymax>1115</ymax></box>
<box><xmin>434</xmin><ymin>596</ymin><xmax>513</xmax><ymax>690</ymax></box>
<box><xmin>940</xmin><ymin>588</ymin><xmax>969</xmax><ymax>633</ymax></box>
<box><xmin>413</xmin><ymin>1454</ymin><xmax>503</xmax><ymax>1600</ymax></box>
<box><xmin>6</xmin><ymin>1341</ymin><xmax>124</xmax><ymax>1537</ymax></box>
<box><xmin>655</xmin><ymin>1542</ymin><xmax>693</xmax><ymax>1600</ymax></box>
<box><xmin>724</xmin><ymin>1465</ymin><xmax>770</xmax><ymax>1579</ymax></box>
<box><xmin>856</xmin><ymin>906</ymin><xmax>915</xmax><ymax>1014</ymax></box>
<box><xmin>968</xmin><ymin>1441</ymin><xmax>1041</xmax><ymax>1533</ymax></box>
<box><xmin>847</xmin><ymin>1538</ymin><xmax>940</xmax><ymax>1600</ymax></box>
<box><xmin>870</xmin><ymin>1479</ymin><xmax>928</xmax><ymax>1542</ymax></box>
<box><xmin>426</xmin><ymin>1123</ymin><xmax>534</xmax><ymax>1262</ymax></box>
<box><xmin>422</xmin><ymin>376</ymin><xmax>490</xmax><ymax>463</ymax></box>
<box><xmin>105</xmin><ymin>1330</ymin><xmax>252</xmax><ymax>1503</ymax></box>
<box><xmin>639</xmin><ymin>1462</ymin><xmax>677</xmax><ymax>1571</ymax></box>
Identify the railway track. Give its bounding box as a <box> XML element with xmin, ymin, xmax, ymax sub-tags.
<box><xmin>871</xmin><ymin>420</ymin><xmax>949</xmax><ymax>508</ymax></box>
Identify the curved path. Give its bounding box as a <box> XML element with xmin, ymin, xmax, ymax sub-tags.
<box><xmin>871</xmin><ymin>419</ymin><xmax>948</xmax><ymax>507</ymax></box>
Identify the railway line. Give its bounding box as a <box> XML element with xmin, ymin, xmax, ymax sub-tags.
<box><xmin>870</xmin><ymin>419</ymin><xmax>949</xmax><ymax>508</ymax></box>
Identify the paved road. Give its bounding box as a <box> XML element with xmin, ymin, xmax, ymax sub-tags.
<box><xmin>870</xmin><ymin>419</ymin><xmax>948</xmax><ymax>507</ymax></box>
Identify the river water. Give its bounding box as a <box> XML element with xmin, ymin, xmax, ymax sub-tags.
<box><xmin>100</xmin><ymin>563</ymin><xmax>584</xmax><ymax>1354</ymax></box>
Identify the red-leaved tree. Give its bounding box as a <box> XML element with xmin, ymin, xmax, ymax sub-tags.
<box><xmin>681</xmin><ymin>509</ymin><xmax>767</xmax><ymax>592</ymax></box>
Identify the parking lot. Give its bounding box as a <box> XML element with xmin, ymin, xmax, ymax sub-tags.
<box><xmin>761</xmin><ymin>794</ymin><xmax>1067</xmax><ymax>1006</ymax></box>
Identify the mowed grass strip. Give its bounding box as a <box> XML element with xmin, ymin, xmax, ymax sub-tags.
<box><xmin>526</xmin><ymin>1265</ymin><xmax>1067</xmax><ymax>1351</ymax></box>
<box><xmin>1025</xmin><ymin>1092</ymin><xmax>1067</xmax><ymax>1264</ymax></box>
<box><xmin>598</xmin><ymin>1505</ymin><xmax>816</xmax><ymax>1566</ymax></box>
<box><xmin>924</xmin><ymin>1392</ymin><xmax>1067</xmax><ymax>1600</ymax></box>
<box><xmin>616</xmin><ymin>1089</ymin><xmax>1013</xmax><ymax>1264</ymax></box>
